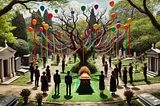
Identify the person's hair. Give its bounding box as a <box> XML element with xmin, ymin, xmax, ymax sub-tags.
<box><xmin>43</xmin><ymin>72</ymin><xmax>46</xmax><ymax>75</ymax></box>
<box><xmin>36</xmin><ymin>66</ymin><xmax>38</xmax><ymax>68</ymax></box>
<box><xmin>47</xmin><ymin>65</ymin><xmax>49</xmax><ymax>68</ymax></box>
<box><xmin>56</xmin><ymin>70</ymin><xmax>59</xmax><ymax>73</ymax></box>
<box><xmin>112</xmin><ymin>71</ymin><xmax>114</xmax><ymax>75</ymax></box>
<box><xmin>129</xmin><ymin>63</ymin><xmax>132</xmax><ymax>65</ymax></box>
<box><xmin>67</xmin><ymin>71</ymin><xmax>70</xmax><ymax>74</ymax></box>
<box><xmin>101</xmin><ymin>71</ymin><xmax>103</xmax><ymax>74</ymax></box>
<box><xmin>115</xmin><ymin>64</ymin><xmax>117</xmax><ymax>67</ymax></box>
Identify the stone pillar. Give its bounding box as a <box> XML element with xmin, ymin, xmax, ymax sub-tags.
<box><xmin>0</xmin><ymin>59</ymin><xmax>5</xmax><ymax>82</ymax></box>
<box><xmin>12</xmin><ymin>57</ymin><xmax>16</xmax><ymax>76</ymax></box>
<box><xmin>148</xmin><ymin>57</ymin><xmax>150</xmax><ymax>71</ymax></box>
<box><xmin>123</xmin><ymin>51</ymin><xmax>126</xmax><ymax>57</ymax></box>
<box><xmin>8</xmin><ymin>58</ymin><xmax>13</xmax><ymax>78</ymax></box>
<box><xmin>157</xmin><ymin>58</ymin><xmax>159</xmax><ymax>75</ymax></box>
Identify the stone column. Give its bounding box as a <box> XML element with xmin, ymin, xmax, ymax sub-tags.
<box><xmin>8</xmin><ymin>58</ymin><xmax>13</xmax><ymax>78</ymax></box>
<box><xmin>157</xmin><ymin>58</ymin><xmax>159</xmax><ymax>75</ymax></box>
<box><xmin>12</xmin><ymin>57</ymin><xmax>16</xmax><ymax>76</ymax></box>
<box><xmin>148</xmin><ymin>57</ymin><xmax>150</xmax><ymax>71</ymax></box>
<box><xmin>0</xmin><ymin>59</ymin><xmax>5</xmax><ymax>82</ymax></box>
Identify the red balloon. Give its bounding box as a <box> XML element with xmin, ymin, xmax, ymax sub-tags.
<box><xmin>109</xmin><ymin>0</ymin><xmax>114</xmax><ymax>7</ymax></box>
<box><xmin>39</xmin><ymin>27</ymin><xmax>43</xmax><ymax>32</ymax></box>
<box><xmin>58</xmin><ymin>31</ymin><xmax>61</xmax><ymax>35</ymax></box>
<box><xmin>111</xmin><ymin>13</ymin><xmax>116</xmax><ymax>19</ymax></box>
<box><xmin>116</xmin><ymin>23</ymin><xmax>121</xmax><ymax>29</ymax></box>
<box><xmin>52</xmin><ymin>29</ymin><xmax>54</xmax><ymax>33</ymax></box>
<box><xmin>28</xmin><ymin>27</ymin><xmax>33</xmax><ymax>32</ymax></box>
<box><xmin>100</xmin><ymin>29</ymin><xmax>104</xmax><ymax>33</ymax></box>
<box><xmin>124</xmin><ymin>24</ymin><xmax>128</xmax><ymax>30</ymax></box>
<box><xmin>48</xmin><ymin>13</ymin><xmax>53</xmax><ymax>19</ymax></box>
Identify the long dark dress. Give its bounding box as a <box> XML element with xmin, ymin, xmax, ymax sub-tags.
<box><xmin>41</xmin><ymin>75</ymin><xmax>48</xmax><ymax>91</ymax></box>
<box><xmin>46</xmin><ymin>68</ymin><xmax>51</xmax><ymax>82</ymax></box>
<box><xmin>99</xmin><ymin>74</ymin><xmax>105</xmax><ymax>90</ymax></box>
<box><xmin>110</xmin><ymin>75</ymin><xmax>117</xmax><ymax>92</ymax></box>
<box><xmin>123</xmin><ymin>69</ymin><xmax>127</xmax><ymax>85</ymax></box>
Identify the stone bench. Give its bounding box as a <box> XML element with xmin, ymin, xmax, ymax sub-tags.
<box><xmin>138</xmin><ymin>93</ymin><xmax>160</xmax><ymax>106</ymax></box>
<box><xmin>0</xmin><ymin>96</ymin><xmax>17</xmax><ymax>106</ymax></box>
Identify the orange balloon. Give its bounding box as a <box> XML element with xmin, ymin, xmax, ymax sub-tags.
<box><xmin>124</xmin><ymin>24</ymin><xmax>128</xmax><ymax>30</ymax></box>
<box><xmin>83</xmin><ymin>21</ymin><xmax>87</xmax><ymax>25</ymax></box>
<box><xmin>93</xmin><ymin>24</ymin><xmax>98</xmax><ymax>30</ymax></box>
<box><xmin>111</xmin><ymin>13</ymin><xmax>116</xmax><ymax>19</ymax></box>
<box><xmin>32</xmin><ymin>19</ymin><xmax>37</xmax><ymax>25</ymax></box>
<box><xmin>44</xmin><ymin>24</ymin><xmax>49</xmax><ymax>30</ymax></box>
<box><xmin>128</xmin><ymin>18</ymin><xmax>132</xmax><ymax>24</ymax></box>
<box><xmin>109</xmin><ymin>0</ymin><xmax>114</xmax><ymax>7</ymax></box>
<box><xmin>28</xmin><ymin>27</ymin><xmax>33</xmax><ymax>32</ymax></box>
<box><xmin>81</xmin><ymin>31</ymin><xmax>85</xmax><ymax>35</ymax></box>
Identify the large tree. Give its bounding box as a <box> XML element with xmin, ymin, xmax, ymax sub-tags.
<box><xmin>126</xmin><ymin>0</ymin><xmax>160</xmax><ymax>31</ymax></box>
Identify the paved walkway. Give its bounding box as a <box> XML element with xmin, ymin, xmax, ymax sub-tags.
<box><xmin>0</xmin><ymin>55</ymin><xmax>160</xmax><ymax>106</ymax></box>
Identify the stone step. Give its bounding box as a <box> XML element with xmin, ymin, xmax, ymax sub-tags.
<box><xmin>147</xmin><ymin>71</ymin><xmax>157</xmax><ymax>77</ymax></box>
<box><xmin>1</xmin><ymin>76</ymin><xmax>20</xmax><ymax>85</ymax></box>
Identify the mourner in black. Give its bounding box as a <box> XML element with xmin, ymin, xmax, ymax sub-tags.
<box><xmin>56</xmin><ymin>54</ymin><xmax>60</xmax><ymax>65</ymax></box>
<box><xmin>104</xmin><ymin>61</ymin><xmax>108</xmax><ymax>77</ymax></box>
<box><xmin>29</xmin><ymin>63</ymin><xmax>34</xmax><ymax>82</ymax></box>
<box><xmin>43</xmin><ymin>52</ymin><xmax>46</xmax><ymax>68</ymax></box>
<box><xmin>129</xmin><ymin>63</ymin><xmax>133</xmax><ymax>84</ymax></box>
<box><xmin>143</xmin><ymin>63</ymin><xmax>147</xmax><ymax>82</ymax></box>
<box><xmin>118</xmin><ymin>59</ymin><xmax>122</xmax><ymax>77</ymax></box>
<box><xmin>46</xmin><ymin>65</ymin><xmax>51</xmax><ymax>82</ymax></box>
<box><xmin>109</xmin><ymin>56</ymin><xmax>112</xmax><ymax>67</ymax></box>
<box><xmin>35</xmin><ymin>66</ymin><xmax>40</xmax><ymax>87</ymax></box>
<box><xmin>99</xmin><ymin>71</ymin><xmax>105</xmax><ymax>96</ymax></box>
<box><xmin>114</xmin><ymin>64</ymin><xmax>119</xmax><ymax>86</ymax></box>
<box><xmin>65</xmin><ymin>71</ymin><xmax>72</xmax><ymax>96</ymax></box>
<box><xmin>102</xmin><ymin>55</ymin><xmax>105</xmax><ymax>65</ymax></box>
<box><xmin>123</xmin><ymin>67</ymin><xmax>128</xmax><ymax>87</ymax></box>
<box><xmin>41</xmin><ymin>72</ymin><xmax>48</xmax><ymax>95</ymax></box>
<box><xmin>110</xmin><ymin>71</ymin><xmax>117</xmax><ymax>95</ymax></box>
<box><xmin>62</xmin><ymin>59</ymin><xmax>65</xmax><ymax>73</ymax></box>
<box><xmin>54</xmin><ymin>70</ymin><xmax>61</xmax><ymax>95</ymax></box>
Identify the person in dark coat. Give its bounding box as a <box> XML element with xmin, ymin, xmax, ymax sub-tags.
<box><xmin>99</xmin><ymin>71</ymin><xmax>105</xmax><ymax>96</ymax></box>
<box><xmin>41</xmin><ymin>72</ymin><xmax>48</xmax><ymax>95</ymax></box>
<box><xmin>123</xmin><ymin>67</ymin><xmax>128</xmax><ymax>87</ymax></box>
<box><xmin>102</xmin><ymin>55</ymin><xmax>105</xmax><ymax>65</ymax></box>
<box><xmin>118</xmin><ymin>59</ymin><xmax>122</xmax><ymax>77</ymax></box>
<box><xmin>65</xmin><ymin>71</ymin><xmax>72</xmax><ymax>96</ymax></box>
<box><xmin>109</xmin><ymin>56</ymin><xmax>112</xmax><ymax>67</ymax></box>
<box><xmin>62</xmin><ymin>59</ymin><xmax>65</xmax><ymax>73</ymax></box>
<box><xmin>43</xmin><ymin>52</ymin><xmax>46</xmax><ymax>68</ymax></box>
<box><xmin>35</xmin><ymin>66</ymin><xmax>40</xmax><ymax>87</ymax></box>
<box><xmin>110</xmin><ymin>71</ymin><xmax>117</xmax><ymax>95</ymax></box>
<box><xmin>29</xmin><ymin>63</ymin><xmax>34</xmax><ymax>82</ymax></box>
<box><xmin>54</xmin><ymin>70</ymin><xmax>61</xmax><ymax>95</ymax></box>
<box><xmin>56</xmin><ymin>54</ymin><xmax>60</xmax><ymax>65</ymax></box>
<box><xmin>46</xmin><ymin>65</ymin><xmax>51</xmax><ymax>83</ymax></box>
<box><xmin>143</xmin><ymin>63</ymin><xmax>147</xmax><ymax>82</ymax></box>
<box><xmin>114</xmin><ymin>64</ymin><xmax>119</xmax><ymax>86</ymax></box>
<box><xmin>129</xmin><ymin>63</ymin><xmax>133</xmax><ymax>84</ymax></box>
<box><xmin>104</xmin><ymin>61</ymin><xmax>108</xmax><ymax>77</ymax></box>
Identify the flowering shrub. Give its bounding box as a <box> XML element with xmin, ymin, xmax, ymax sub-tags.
<box><xmin>79</xmin><ymin>66</ymin><xmax>91</xmax><ymax>75</ymax></box>
<box><xmin>20</xmin><ymin>89</ymin><xmax>31</xmax><ymax>97</ymax></box>
<box><xmin>124</xmin><ymin>90</ymin><xmax>134</xmax><ymax>98</ymax></box>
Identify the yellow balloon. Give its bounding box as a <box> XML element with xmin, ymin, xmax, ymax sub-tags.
<box><xmin>81</xmin><ymin>31</ymin><xmax>85</xmax><ymax>35</ymax></box>
<box><xmin>93</xmin><ymin>24</ymin><xmax>98</xmax><ymax>30</ymax></box>
<box><xmin>42</xmin><ymin>21</ymin><xmax>46</xmax><ymax>26</ymax></box>
<box><xmin>128</xmin><ymin>18</ymin><xmax>132</xmax><ymax>24</ymax></box>
<box><xmin>44</xmin><ymin>24</ymin><xmax>49</xmax><ymax>30</ymax></box>
<box><xmin>83</xmin><ymin>21</ymin><xmax>87</xmax><ymax>25</ymax></box>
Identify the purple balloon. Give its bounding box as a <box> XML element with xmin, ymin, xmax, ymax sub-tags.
<box><xmin>94</xmin><ymin>4</ymin><xmax>99</xmax><ymax>9</ymax></box>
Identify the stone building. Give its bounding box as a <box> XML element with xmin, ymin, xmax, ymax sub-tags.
<box><xmin>0</xmin><ymin>42</ymin><xmax>16</xmax><ymax>82</ymax></box>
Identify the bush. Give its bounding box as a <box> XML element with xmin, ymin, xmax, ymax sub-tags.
<box><xmin>124</xmin><ymin>90</ymin><xmax>134</xmax><ymax>98</ymax></box>
<box><xmin>35</xmin><ymin>93</ymin><xmax>43</xmax><ymax>100</ymax></box>
<box><xmin>20</xmin><ymin>89</ymin><xmax>31</xmax><ymax>97</ymax></box>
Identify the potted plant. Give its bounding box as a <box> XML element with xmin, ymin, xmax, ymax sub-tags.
<box><xmin>20</xmin><ymin>89</ymin><xmax>31</xmax><ymax>104</ymax></box>
<box><xmin>35</xmin><ymin>93</ymin><xmax>43</xmax><ymax>106</ymax></box>
<box><xmin>124</xmin><ymin>90</ymin><xmax>134</xmax><ymax>104</ymax></box>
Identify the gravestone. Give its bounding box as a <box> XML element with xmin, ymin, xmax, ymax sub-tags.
<box><xmin>123</xmin><ymin>51</ymin><xmax>126</xmax><ymax>57</ymax></box>
<box><xmin>133</xmin><ymin>52</ymin><xmax>136</xmax><ymax>58</ymax></box>
<box><xmin>0</xmin><ymin>96</ymin><xmax>17</xmax><ymax>106</ymax></box>
<box><xmin>36</xmin><ymin>54</ymin><xmax>39</xmax><ymax>60</ymax></box>
<box><xmin>119</xmin><ymin>49</ymin><xmax>122</xmax><ymax>57</ymax></box>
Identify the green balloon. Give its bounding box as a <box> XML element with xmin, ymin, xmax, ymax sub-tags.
<box><xmin>49</xmin><ymin>26</ymin><xmax>52</xmax><ymax>31</ymax></box>
<box><xmin>111</xmin><ymin>26</ymin><xmax>116</xmax><ymax>32</ymax></box>
<box><xmin>39</xmin><ymin>37</ymin><xmax>42</xmax><ymax>42</ymax></box>
<box><xmin>81</xmin><ymin>6</ymin><xmax>86</xmax><ymax>11</ymax></box>
<box><xmin>55</xmin><ymin>9</ymin><xmax>58</xmax><ymax>13</ymax></box>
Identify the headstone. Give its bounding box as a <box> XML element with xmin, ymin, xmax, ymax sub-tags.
<box><xmin>0</xmin><ymin>96</ymin><xmax>17</xmax><ymax>106</ymax></box>
<box><xmin>36</xmin><ymin>54</ymin><xmax>39</xmax><ymax>60</ymax></box>
<box><xmin>119</xmin><ymin>49</ymin><xmax>122</xmax><ymax>57</ymax></box>
<box><xmin>133</xmin><ymin>52</ymin><xmax>136</xmax><ymax>57</ymax></box>
<box><xmin>123</xmin><ymin>51</ymin><xmax>126</xmax><ymax>57</ymax></box>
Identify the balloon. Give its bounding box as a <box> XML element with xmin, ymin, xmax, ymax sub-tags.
<box><xmin>109</xmin><ymin>0</ymin><xmax>114</xmax><ymax>7</ymax></box>
<box><xmin>116</xmin><ymin>23</ymin><xmax>121</xmax><ymax>29</ymax></box>
<box><xmin>49</xmin><ymin>26</ymin><xmax>52</xmax><ymax>31</ymax></box>
<box><xmin>124</xmin><ymin>24</ymin><xmax>128</xmax><ymax>30</ymax></box>
<box><xmin>28</xmin><ymin>27</ymin><xmax>33</xmax><ymax>32</ymax></box>
<box><xmin>128</xmin><ymin>18</ymin><xmax>132</xmax><ymax>24</ymax></box>
<box><xmin>83</xmin><ymin>21</ymin><xmax>87</xmax><ymax>25</ymax></box>
<box><xmin>93</xmin><ymin>24</ymin><xmax>98</xmax><ymax>30</ymax></box>
<box><xmin>94</xmin><ymin>4</ymin><xmax>99</xmax><ymax>10</ymax></box>
<box><xmin>54</xmin><ymin>29</ymin><xmax>58</xmax><ymax>34</ymax></box>
<box><xmin>44</xmin><ymin>24</ymin><xmax>49</xmax><ymax>30</ymax></box>
<box><xmin>88</xmin><ymin>29</ymin><xmax>92</xmax><ymax>34</ymax></box>
<box><xmin>32</xmin><ymin>19</ymin><xmax>37</xmax><ymax>25</ymax></box>
<box><xmin>105</xmin><ymin>26</ymin><xmax>109</xmax><ymax>30</ymax></box>
<box><xmin>111</xmin><ymin>13</ymin><xmax>116</xmax><ymax>19</ymax></box>
<box><xmin>81</xmin><ymin>31</ymin><xmax>85</xmax><ymax>35</ymax></box>
<box><xmin>117</xmin><ymin>19</ymin><xmax>120</xmax><ymax>23</ymax></box>
<box><xmin>100</xmin><ymin>29</ymin><xmax>104</xmax><ymax>33</ymax></box>
<box><xmin>40</xmin><ymin>6</ymin><xmax>45</xmax><ymax>11</ymax></box>
<box><xmin>111</xmin><ymin>26</ymin><xmax>116</xmax><ymax>32</ymax></box>
<box><xmin>58</xmin><ymin>31</ymin><xmax>61</xmax><ymax>35</ymax></box>
<box><xmin>42</xmin><ymin>21</ymin><xmax>45</xmax><ymax>26</ymax></box>
<box><xmin>81</xmin><ymin>6</ymin><xmax>86</xmax><ymax>12</ymax></box>
<box><xmin>55</xmin><ymin>9</ymin><xmax>58</xmax><ymax>13</ymax></box>
<box><xmin>39</xmin><ymin>27</ymin><xmax>43</xmax><ymax>32</ymax></box>
<box><xmin>52</xmin><ymin>29</ymin><xmax>54</xmax><ymax>33</ymax></box>
<box><xmin>48</xmin><ymin>13</ymin><xmax>53</xmax><ymax>19</ymax></box>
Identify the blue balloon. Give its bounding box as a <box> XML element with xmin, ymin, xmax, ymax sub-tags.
<box><xmin>105</xmin><ymin>26</ymin><xmax>109</xmax><ymax>30</ymax></box>
<box><xmin>117</xmin><ymin>19</ymin><xmax>120</xmax><ymax>23</ymax></box>
<box><xmin>40</xmin><ymin>6</ymin><xmax>45</xmax><ymax>11</ymax></box>
<box><xmin>54</xmin><ymin>29</ymin><xmax>58</xmax><ymax>34</ymax></box>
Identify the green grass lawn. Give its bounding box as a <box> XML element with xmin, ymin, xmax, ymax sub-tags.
<box><xmin>117</xmin><ymin>99</ymin><xmax>143</xmax><ymax>106</ymax></box>
<box><xmin>11</xmin><ymin>72</ymin><xmax>30</xmax><ymax>85</ymax></box>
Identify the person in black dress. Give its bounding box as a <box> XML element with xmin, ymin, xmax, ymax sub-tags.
<box><xmin>143</xmin><ymin>63</ymin><xmax>147</xmax><ymax>82</ymax></box>
<box><xmin>104</xmin><ymin>61</ymin><xmax>108</xmax><ymax>77</ymax></box>
<box><xmin>41</xmin><ymin>72</ymin><xmax>48</xmax><ymax>95</ymax></box>
<box><xmin>62</xmin><ymin>59</ymin><xmax>65</xmax><ymax>73</ymax></box>
<box><xmin>102</xmin><ymin>55</ymin><xmax>105</xmax><ymax>65</ymax></box>
<box><xmin>99</xmin><ymin>71</ymin><xmax>105</xmax><ymax>96</ymax></box>
<box><xmin>46</xmin><ymin>65</ymin><xmax>51</xmax><ymax>83</ymax></box>
<box><xmin>123</xmin><ymin>67</ymin><xmax>127</xmax><ymax>87</ymax></box>
<box><xmin>118</xmin><ymin>59</ymin><xmax>122</xmax><ymax>77</ymax></box>
<box><xmin>65</xmin><ymin>71</ymin><xmax>72</xmax><ymax>96</ymax></box>
<box><xmin>114</xmin><ymin>64</ymin><xmax>119</xmax><ymax>86</ymax></box>
<box><xmin>110</xmin><ymin>71</ymin><xmax>117</xmax><ymax>95</ymax></box>
<box><xmin>29</xmin><ymin>63</ymin><xmax>34</xmax><ymax>82</ymax></box>
<box><xmin>129</xmin><ymin>63</ymin><xmax>133</xmax><ymax>84</ymax></box>
<box><xmin>109</xmin><ymin>56</ymin><xmax>112</xmax><ymax>67</ymax></box>
<box><xmin>56</xmin><ymin>54</ymin><xmax>60</xmax><ymax>65</ymax></box>
<box><xmin>54</xmin><ymin>70</ymin><xmax>61</xmax><ymax>95</ymax></box>
<box><xmin>43</xmin><ymin>52</ymin><xmax>46</xmax><ymax>68</ymax></box>
<box><xmin>35</xmin><ymin>66</ymin><xmax>40</xmax><ymax>87</ymax></box>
